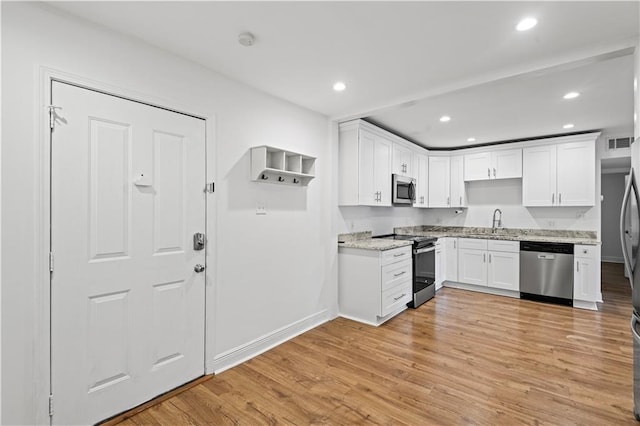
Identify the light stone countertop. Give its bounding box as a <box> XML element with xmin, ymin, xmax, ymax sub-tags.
<box><xmin>394</xmin><ymin>226</ymin><xmax>600</xmax><ymax>246</ymax></box>
<box><xmin>337</xmin><ymin>231</ymin><xmax>413</xmax><ymax>251</ymax></box>
<box><xmin>337</xmin><ymin>226</ymin><xmax>600</xmax><ymax>252</ymax></box>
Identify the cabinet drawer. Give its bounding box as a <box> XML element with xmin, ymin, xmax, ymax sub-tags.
<box><xmin>488</xmin><ymin>240</ymin><xmax>519</xmax><ymax>253</ymax></box>
<box><xmin>458</xmin><ymin>238</ymin><xmax>488</xmax><ymax>251</ymax></box>
<box><xmin>381</xmin><ymin>259</ymin><xmax>412</xmax><ymax>291</ymax></box>
<box><xmin>381</xmin><ymin>246</ymin><xmax>412</xmax><ymax>266</ymax></box>
<box><xmin>575</xmin><ymin>244</ymin><xmax>596</xmax><ymax>259</ymax></box>
<box><xmin>381</xmin><ymin>281</ymin><xmax>412</xmax><ymax>317</ymax></box>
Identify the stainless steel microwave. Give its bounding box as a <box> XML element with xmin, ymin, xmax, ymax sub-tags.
<box><xmin>392</xmin><ymin>174</ymin><xmax>416</xmax><ymax>205</ymax></box>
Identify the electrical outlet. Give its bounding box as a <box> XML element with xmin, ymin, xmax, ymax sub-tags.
<box><xmin>256</xmin><ymin>204</ymin><xmax>267</xmax><ymax>215</ymax></box>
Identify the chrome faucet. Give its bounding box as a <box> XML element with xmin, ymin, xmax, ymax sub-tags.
<box><xmin>492</xmin><ymin>208</ymin><xmax>502</xmax><ymax>233</ymax></box>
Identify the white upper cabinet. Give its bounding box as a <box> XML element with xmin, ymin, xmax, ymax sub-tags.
<box><xmin>428</xmin><ymin>156</ymin><xmax>451</xmax><ymax>207</ymax></box>
<box><xmin>556</xmin><ymin>141</ymin><xmax>595</xmax><ymax>206</ymax></box>
<box><xmin>450</xmin><ymin>155</ymin><xmax>466</xmax><ymax>208</ymax></box>
<box><xmin>464</xmin><ymin>148</ymin><xmax>522</xmax><ymax>181</ymax></box>
<box><xmin>522</xmin><ymin>139</ymin><xmax>595</xmax><ymax>207</ymax></box>
<box><xmin>339</xmin><ymin>121</ymin><xmax>392</xmax><ymax>206</ymax></box>
<box><xmin>392</xmin><ymin>143</ymin><xmax>414</xmax><ymax>177</ymax></box>
<box><xmin>415</xmin><ymin>153</ymin><xmax>429</xmax><ymax>208</ymax></box>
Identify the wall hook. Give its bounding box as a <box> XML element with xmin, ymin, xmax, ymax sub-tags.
<box><xmin>293</xmin><ymin>178</ymin><xmax>299</xmax><ymax>184</ymax></box>
<box><xmin>278</xmin><ymin>176</ymin><xmax>285</xmax><ymax>182</ymax></box>
<box><xmin>261</xmin><ymin>174</ymin><xmax>269</xmax><ymax>180</ymax></box>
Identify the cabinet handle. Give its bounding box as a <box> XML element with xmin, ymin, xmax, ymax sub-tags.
<box><xmin>489</xmin><ymin>253</ymin><xmax>492</xmax><ymax>263</ymax></box>
<box><xmin>393</xmin><ymin>293</ymin><xmax>407</xmax><ymax>301</ymax></box>
<box><xmin>577</xmin><ymin>261</ymin><xmax>579</xmax><ymax>272</ymax></box>
<box><xmin>483</xmin><ymin>253</ymin><xmax>486</xmax><ymax>263</ymax></box>
<box><xmin>559</xmin><ymin>193</ymin><xmax>562</xmax><ymax>205</ymax></box>
<box><xmin>493</xmin><ymin>168</ymin><xmax>496</xmax><ymax>177</ymax></box>
<box><xmin>394</xmin><ymin>271</ymin><xmax>407</xmax><ymax>277</ymax></box>
<box><xmin>447</xmin><ymin>196</ymin><xmax>450</xmax><ymax>206</ymax></box>
<box><xmin>454</xmin><ymin>240</ymin><xmax>456</xmax><ymax>249</ymax></box>
<box><xmin>394</xmin><ymin>253</ymin><xmax>406</xmax><ymax>258</ymax></box>
<box><xmin>552</xmin><ymin>193</ymin><xmax>555</xmax><ymax>205</ymax></box>
<box><xmin>487</xmin><ymin>168</ymin><xmax>490</xmax><ymax>177</ymax></box>
<box><xmin>459</xmin><ymin>196</ymin><xmax>462</xmax><ymax>205</ymax></box>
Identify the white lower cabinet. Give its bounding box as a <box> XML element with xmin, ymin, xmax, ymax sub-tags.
<box><xmin>456</xmin><ymin>239</ymin><xmax>519</xmax><ymax>291</ymax></box>
<box><xmin>573</xmin><ymin>244</ymin><xmax>602</xmax><ymax>310</ymax></box>
<box><xmin>339</xmin><ymin>245</ymin><xmax>413</xmax><ymax>326</ymax></box>
<box><xmin>435</xmin><ymin>240</ymin><xmax>444</xmax><ymax>290</ymax></box>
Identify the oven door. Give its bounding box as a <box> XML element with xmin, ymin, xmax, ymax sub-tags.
<box><xmin>411</xmin><ymin>245</ymin><xmax>436</xmax><ymax>307</ymax></box>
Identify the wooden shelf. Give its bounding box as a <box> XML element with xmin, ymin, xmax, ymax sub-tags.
<box><xmin>251</xmin><ymin>146</ymin><xmax>316</xmax><ymax>186</ymax></box>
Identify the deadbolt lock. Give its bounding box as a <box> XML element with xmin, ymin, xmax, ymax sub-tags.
<box><xmin>193</xmin><ymin>232</ymin><xmax>205</xmax><ymax>251</ymax></box>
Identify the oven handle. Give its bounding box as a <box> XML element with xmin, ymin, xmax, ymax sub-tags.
<box><xmin>415</xmin><ymin>246</ymin><xmax>436</xmax><ymax>255</ymax></box>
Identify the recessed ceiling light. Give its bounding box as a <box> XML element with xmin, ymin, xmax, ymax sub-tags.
<box><xmin>238</xmin><ymin>32</ymin><xmax>255</xmax><ymax>47</ymax></box>
<box><xmin>563</xmin><ymin>92</ymin><xmax>580</xmax><ymax>100</ymax></box>
<box><xmin>516</xmin><ymin>17</ymin><xmax>537</xmax><ymax>31</ymax></box>
<box><xmin>333</xmin><ymin>82</ymin><xmax>346</xmax><ymax>92</ymax></box>
<box><xmin>467</xmin><ymin>137</ymin><xmax>476</xmax><ymax>142</ymax></box>
<box><xmin>439</xmin><ymin>116</ymin><xmax>451</xmax><ymax>123</ymax></box>
<box><xmin>563</xmin><ymin>123</ymin><xmax>574</xmax><ymax>129</ymax></box>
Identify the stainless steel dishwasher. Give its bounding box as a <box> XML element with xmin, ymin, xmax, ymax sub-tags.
<box><xmin>520</xmin><ymin>241</ymin><xmax>574</xmax><ymax>306</ymax></box>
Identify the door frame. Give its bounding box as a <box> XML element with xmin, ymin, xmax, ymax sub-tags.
<box><xmin>36</xmin><ymin>66</ymin><xmax>217</xmax><ymax>425</ymax></box>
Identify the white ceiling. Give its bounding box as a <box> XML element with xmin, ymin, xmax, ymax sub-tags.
<box><xmin>48</xmin><ymin>1</ymin><xmax>639</xmax><ymax>148</ymax></box>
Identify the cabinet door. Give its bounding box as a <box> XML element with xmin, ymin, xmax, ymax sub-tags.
<box><xmin>487</xmin><ymin>251</ymin><xmax>519</xmax><ymax>291</ymax></box>
<box><xmin>556</xmin><ymin>141</ymin><xmax>595</xmax><ymax>206</ymax></box>
<box><xmin>374</xmin><ymin>136</ymin><xmax>393</xmax><ymax>206</ymax></box>
<box><xmin>415</xmin><ymin>153</ymin><xmax>429</xmax><ymax>208</ymax></box>
<box><xmin>435</xmin><ymin>243</ymin><xmax>444</xmax><ymax>290</ymax></box>
<box><xmin>450</xmin><ymin>155</ymin><xmax>466</xmax><ymax>207</ymax></box>
<box><xmin>522</xmin><ymin>145</ymin><xmax>556</xmax><ymax>206</ymax></box>
<box><xmin>445</xmin><ymin>238</ymin><xmax>458</xmax><ymax>282</ymax></box>
<box><xmin>574</xmin><ymin>257</ymin><xmax>597</xmax><ymax>302</ymax></box>
<box><xmin>428</xmin><ymin>156</ymin><xmax>451</xmax><ymax>207</ymax></box>
<box><xmin>493</xmin><ymin>149</ymin><xmax>522</xmax><ymax>179</ymax></box>
<box><xmin>458</xmin><ymin>249</ymin><xmax>487</xmax><ymax>286</ymax></box>
<box><xmin>392</xmin><ymin>144</ymin><xmax>414</xmax><ymax>177</ymax></box>
<box><xmin>358</xmin><ymin>129</ymin><xmax>378</xmax><ymax>206</ymax></box>
<box><xmin>464</xmin><ymin>152</ymin><xmax>491</xmax><ymax>181</ymax></box>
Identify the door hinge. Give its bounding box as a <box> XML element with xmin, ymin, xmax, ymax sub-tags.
<box><xmin>49</xmin><ymin>394</ymin><xmax>54</xmax><ymax>416</ymax></box>
<box><xmin>204</xmin><ymin>182</ymin><xmax>215</xmax><ymax>193</ymax></box>
<box><xmin>46</xmin><ymin>105</ymin><xmax>61</xmax><ymax>131</ymax></box>
<box><xmin>49</xmin><ymin>252</ymin><xmax>54</xmax><ymax>272</ymax></box>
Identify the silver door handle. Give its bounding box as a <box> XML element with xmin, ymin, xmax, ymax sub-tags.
<box><xmin>631</xmin><ymin>316</ymin><xmax>640</xmax><ymax>342</ymax></box>
<box><xmin>620</xmin><ymin>168</ymin><xmax>638</xmax><ymax>288</ymax></box>
<box><xmin>194</xmin><ymin>264</ymin><xmax>205</xmax><ymax>273</ymax></box>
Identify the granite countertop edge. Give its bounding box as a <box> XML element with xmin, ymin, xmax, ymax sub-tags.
<box><xmin>338</xmin><ymin>239</ymin><xmax>413</xmax><ymax>251</ymax></box>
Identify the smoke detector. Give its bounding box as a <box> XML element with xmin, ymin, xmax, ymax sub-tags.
<box><xmin>238</xmin><ymin>32</ymin><xmax>255</xmax><ymax>47</ymax></box>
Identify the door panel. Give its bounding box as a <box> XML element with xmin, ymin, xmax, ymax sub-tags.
<box><xmin>51</xmin><ymin>81</ymin><xmax>206</xmax><ymax>425</ymax></box>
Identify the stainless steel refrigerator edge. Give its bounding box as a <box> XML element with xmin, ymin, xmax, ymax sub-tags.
<box><xmin>620</xmin><ymin>137</ymin><xmax>640</xmax><ymax>421</ymax></box>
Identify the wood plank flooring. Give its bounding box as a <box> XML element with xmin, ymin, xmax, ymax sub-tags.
<box><xmin>119</xmin><ymin>263</ymin><xmax>636</xmax><ymax>425</ymax></box>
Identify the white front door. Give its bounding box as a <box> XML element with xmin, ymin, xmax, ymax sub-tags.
<box><xmin>50</xmin><ymin>81</ymin><xmax>206</xmax><ymax>425</ymax></box>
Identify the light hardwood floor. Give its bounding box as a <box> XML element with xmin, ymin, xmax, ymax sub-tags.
<box><xmin>117</xmin><ymin>263</ymin><xmax>636</xmax><ymax>425</ymax></box>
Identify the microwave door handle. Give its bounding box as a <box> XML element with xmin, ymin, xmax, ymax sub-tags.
<box><xmin>409</xmin><ymin>182</ymin><xmax>416</xmax><ymax>202</ymax></box>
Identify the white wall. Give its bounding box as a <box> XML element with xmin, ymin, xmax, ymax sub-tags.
<box><xmin>420</xmin><ymin>178</ymin><xmax>599</xmax><ymax>232</ymax></box>
<box><xmin>1</xmin><ymin>3</ymin><xmax>334</xmax><ymax>424</ymax></box>
<box><xmin>336</xmin><ymin>206</ymin><xmax>427</xmax><ymax>236</ymax></box>
<box><xmin>601</xmin><ymin>173</ymin><xmax>626</xmax><ymax>262</ymax></box>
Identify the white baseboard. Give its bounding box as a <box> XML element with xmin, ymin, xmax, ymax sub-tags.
<box><xmin>601</xmin><ymin>256</ymin><xmax>624</xmax><ymax>263</ymax></box>
<box><xmin>573</xmin><ymin>300</ymin><xmax>599</xmax><ymax>311</ymax></box>
<box><xmin>211</xmin><ymin>309</ymin><xmax>331</xmax><ymax>374</ymax></box>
